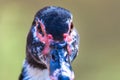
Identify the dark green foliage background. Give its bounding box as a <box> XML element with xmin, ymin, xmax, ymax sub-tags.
<box><xmin>0</xmin><ymin>0</ymin><xmax>120</xmax><ymax>80</ymax></box>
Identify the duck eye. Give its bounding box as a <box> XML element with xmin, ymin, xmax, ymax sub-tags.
<box><xmin>37</xmin><ymin>23</ymin><xmax>44</xmax><ymax>36</ymax></box>
<box><xmin>69</xmin><ymin>22</ymin><xmax>73</xmax><ymax>34</ymax></box>
<box><xmin>70</xmin><ymin>22</ymin><xmax>73</xmax><ymax>30</ymax></box>
<box><xmin>51</xmin><ymin>54</ymin><xmax>56</xmax><ymax>61</ymax></box>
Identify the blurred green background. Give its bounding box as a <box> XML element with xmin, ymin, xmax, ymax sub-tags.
<box><xmin>0</xmin><ymin>0</ymin><xmax>120</xmax><ymax>80</ymax></box>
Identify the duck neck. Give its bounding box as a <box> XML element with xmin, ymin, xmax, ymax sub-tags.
<box><xmin>20</xmin><ymin>60</ymin><xmax>50</xmax><ymax>80</ymax></box>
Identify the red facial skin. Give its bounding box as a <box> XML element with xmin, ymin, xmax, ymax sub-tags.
<box><xmin>35</xmin><ymin>19</ymin><xmax>53</xmax><ymax>55</ymax></box>
<box><xmin>63</xmin><ymin>22</ymin><xmax>73</xmax><ymax>55</ymax></box>
<box><xmin>63</xmin><ymin>33</ymin><xmax>72</xmax><ymax>54</ymax></box>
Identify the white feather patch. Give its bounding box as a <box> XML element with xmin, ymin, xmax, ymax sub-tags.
<box><xmin>24</xmin><ymin>62</ymin><xmax>50</xmax><ymax>80</ymax></box>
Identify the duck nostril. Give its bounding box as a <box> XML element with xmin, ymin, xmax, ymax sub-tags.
<box><xmin>50</xmin><ymin>50</ymin><xmax>58</xmax><ymax>62</ymax></box>
<box><xmin>51</xmin><ymin>54</ymin><xmax>56</xmax><ymax>61</ymax></box>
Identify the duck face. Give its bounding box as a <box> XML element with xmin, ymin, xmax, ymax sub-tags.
<box><xmin>26</xmin><ymin>6</ymin><xmax>79</xmax><ymax>80</ymax></box>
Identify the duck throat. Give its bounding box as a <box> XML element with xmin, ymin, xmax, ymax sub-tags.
<box><xmin>21</xmin><ymin>61</ymin><xmax>50</xmax><ymax>80</ymax></box>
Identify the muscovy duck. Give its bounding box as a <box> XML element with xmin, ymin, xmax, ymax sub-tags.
<box><xmin>19</xmin><ymin>6</ymin><xmax>79</xmax><ymax>80</ymax></box>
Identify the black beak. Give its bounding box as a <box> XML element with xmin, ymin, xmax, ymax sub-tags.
<box><xmin>49</xmin><ymin>41</ymin><xmax>74</xmax><ymax>80</ymax></box>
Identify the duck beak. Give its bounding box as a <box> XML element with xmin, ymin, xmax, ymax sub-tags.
<box><xmin>49</xmin><ymin>42</ymin><xmax>74</xmax><ymax>80</ymax></box>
